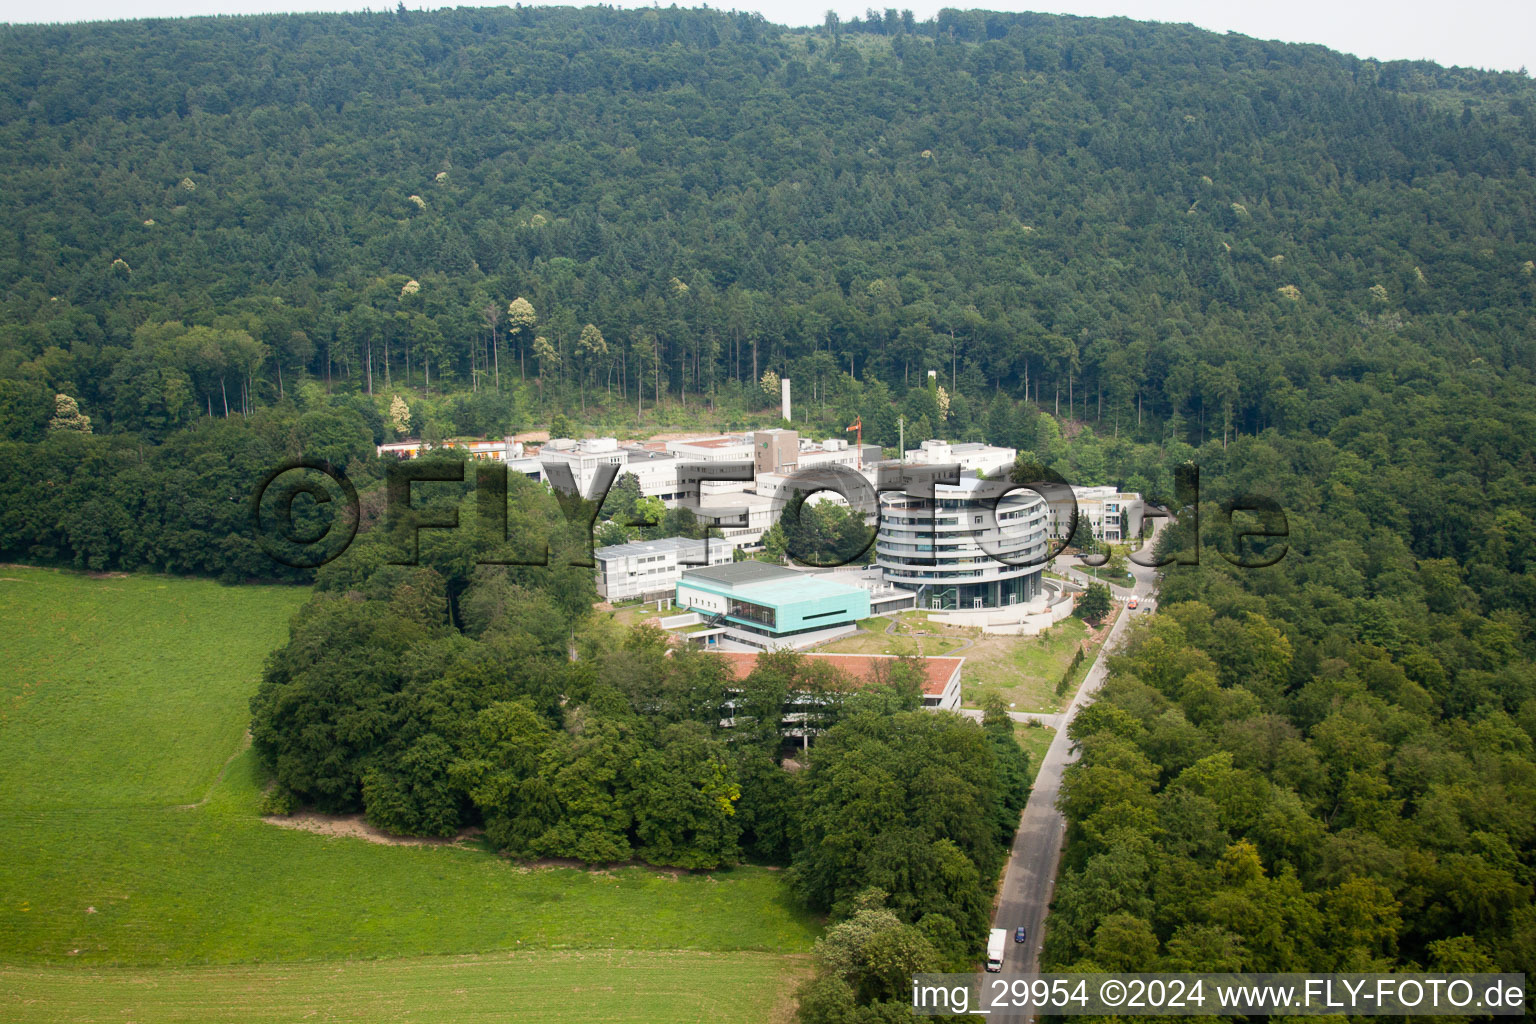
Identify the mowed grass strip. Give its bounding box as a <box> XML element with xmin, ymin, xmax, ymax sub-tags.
<box><xmin>0</xmin><ymin>568</ymin><xmax>819</xmax><ymax>970</ymax></box>
<box><xmin>0</xmin><ymin>949</ymin><xmax>812</xmax><ymax>1024</ymax></box>
<box><xmin>0</xmin><ymin>567</ymin><xmax>308</xmax><ymax>809</ymax></box>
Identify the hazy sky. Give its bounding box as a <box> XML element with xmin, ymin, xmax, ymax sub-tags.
<box><xmin>2</xmin><ymin>0</ymin><xmax>1531</xmax><ymax>75</ymax></box>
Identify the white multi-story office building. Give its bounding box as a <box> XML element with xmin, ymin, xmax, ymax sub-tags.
<box><xmin>689</xmin><ymin>492</ymin><xmax>777</xmax><ymax>551</ymax></box>
<box><xmin>665</xmin><ymin>435</ymin><xmax>754</xmax><ymax>463</ymax></box>
<box><xmin>797</xmin><ymin>437</ymin><xmax>882</xmax><ymax>472</ymax></box>
<box><xmin>876</xmin><ymin>477</ymin><xmax>1050</xmax><ymax>610</ymax></box>
<box><xmin>902</xmin><ymin>439</ymin><xmax>1017</xmax><ymax>479</ymax></box>
<box><xmin>593</xmin><ymin>536</ymin><xmax>732</xmax><ymax>602</ymax></box>
<box><xmin>751</xmin><ymin>471</ymin><xmax>870</xmax><ymax>512</ymax></box>
<box><xmin>536</xmin><ymin>437</ymin><xmax>628</xmax><ymax>492</ymax></box>
<box><xmin>619</xmin><ymin>449</ymin><xmax>689</xmax><ymax>505</ymax></box>
<box><xmin>1048</xmin><ymin>485</ymin><xmax>1145</xmax><ymax>544</ymax></box>
<box><xmin>663</xmin><ymin>436</ymin><xmax>758</xmax><ymax>504</ymax></box>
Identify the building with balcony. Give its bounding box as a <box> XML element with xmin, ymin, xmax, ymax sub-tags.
<box><xmin>876</xmin><ymin>477</ymin><xmax>1050</xmax><ymax>611</ymax></box>
<box><xmin>1048</xmin><ymin>485</ymin><xmax>1145</xmax><ymax>544</ymax></box>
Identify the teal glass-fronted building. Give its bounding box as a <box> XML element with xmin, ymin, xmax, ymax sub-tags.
<box><xmin>675</xmin><ymin>562</ymin><xmax>871</xmax><ymax>650</ymax></box>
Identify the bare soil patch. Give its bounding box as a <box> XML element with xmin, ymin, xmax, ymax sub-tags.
<box><xmin>262</xmin><ymin>812</ymin><xmax>484</xmax><ymax>847</ymax></box>
<box><xmin>646</xmin><ymin>431</ymin><xmax>725</xmax><ymax>441</ymax></box>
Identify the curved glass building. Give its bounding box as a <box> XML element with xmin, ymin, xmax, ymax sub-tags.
<box><xmin>876</xmin><ymin>478</ymin><xmax>1051</xmax><ymax>611</ymax></box>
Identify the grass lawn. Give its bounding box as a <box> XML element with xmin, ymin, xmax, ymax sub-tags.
<box><xmin>888</xmin><ymin>610</ymin><xmax>976</xmax><ymax>637</ymax></box>
<box><xmin>1076</xmin><ymin>564</ymin><xmax>1135</xmax><ymax>586</ymax></box>
<box><xmin>0</xmin><ymin>949</ymin><xmax>810</xmax><ymax>1024</ymax></box>
<box><xmin>1014</xmin><ymin>722</ymin><xmax>1056</xmax><ymax>784</ymax></box>
<box><xmin>812</xmin><ymin>628</ymin><xmax>968</xmax><ymax>658</ymax></box>
<box><xmin>603</xmin><ymin>601</ymin><xmax>671</xmax><ymax>631</ymax></box>
<box><xmin>818</xmin><ymin>614</ymin><xmax>1107</xmax><ymax>714</ymax></box>
<box><xmin>0</xmin><ymin>567</ymin><xmax>817</xmax><ymax>1023</ymax></box>
<box><xmin>0</xmin><ymin>568</ymin><xmax>308</xmax><ymax>809</ymax></box>
<box><xmin>0</xmin><ymin>747</ymin><xmax>817</xmax><ymax>965</ymax></box>
<box><xmin>959</xmin><ymin>618</ymin><xmax>1092</xmax><ymax>714</ymax></box>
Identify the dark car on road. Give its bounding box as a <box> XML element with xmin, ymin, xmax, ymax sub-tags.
<box><xmin>1015</xmin><ymin>926</ymin><xmax>1027</xmax><ymax>943</ymax></box>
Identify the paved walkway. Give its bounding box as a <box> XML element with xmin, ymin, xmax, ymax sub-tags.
<box><xmin>987</xmin><ymin>522</ymin><xmax>1164</xmax><ymax>994</ymax></box>
<box><xmin>957</xmin><ymin>708</ymin><xmax>1064</xmax><ymax>728</ymax></box>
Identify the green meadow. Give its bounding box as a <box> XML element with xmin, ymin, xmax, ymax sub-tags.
<box><xmin>0</xmin><ymin>567</ymin><xmax>817</xmax><ymax>1021</ymax></box>
<box><xmin>0</xmin><ymin>950</ymin><xmax>808</xmax><ymax>1024</ymax></box>
<box><xmin>0</xmin><ymin>568</ymin><xmax>307</xmax><ymax>809</ymax></box>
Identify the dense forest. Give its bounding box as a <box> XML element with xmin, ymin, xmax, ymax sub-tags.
<box><xmin>2</xmin><ymin>4</ymin><xmax>1533</xmax><ymax>581</ymax></box>
<box><xmin>1</xmin><ymin>5</ymin><xmax>1534</xmax><ymax>1020</ymax></box>
<box><xmin>246</xmin><ymin>481</ymin><xmax>1032</xmax><ymax>998</ymax></box>
<box><xmin>2</xmin><ymin>4</ymin><xmax>1534</xmax><ymax>449</ymax></box>
<box><xmin>1045</xmin><ymin>487</ymin><xmax>1536</xmax><ymax>978</ymax></box>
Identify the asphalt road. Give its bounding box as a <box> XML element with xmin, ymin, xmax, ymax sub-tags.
<box><xmin>988</xmin><ymin>522</ymin><xmax>1164</xmax><ymax>987</ymax></box>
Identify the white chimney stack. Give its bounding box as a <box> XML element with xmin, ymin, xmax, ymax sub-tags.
<box><xmin>781</xmin><ymin>377</ymin><xmax>791</xmax><ymax>421</ymax></box>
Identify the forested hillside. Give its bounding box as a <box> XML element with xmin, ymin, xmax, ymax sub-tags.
<box><xmin>2</xmin><ymin>5</ymin><xmax>1534</xmax><ymax>439</ymax></box>
<box><xmin>1043</xmin><ymin>490</ymin><xmax>1536</xmax><ymax>980</ymax></box>
<box><xmin>0</xmin><ymin>6</ymin><xmax>1534</xmax><ymax>1009</ymax></box>
<box><xmin>2</xmin><ymin>5</ymin><xmax>1535</xmax><ymax>581</ymax></box>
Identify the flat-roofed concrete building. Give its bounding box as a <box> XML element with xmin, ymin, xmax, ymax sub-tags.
<box><xmin>620</xmin><ymin>448</ymin><xmax>689</xmax><ymax>505</ymax></box>
<box><xmin>665</xmin><ymin>435</ymin><xmax>754</xmax><ymax>463</ymax></box>
<box><xmin>796</xmin><ymin>437</ymin><xmax>878</xmax><ymax>472</ymax></box>
<box><xmin>689</xmin><ymin>491</ymin><xmax>777</xmax><ymax>551</ymax></box>
<box><xmin>748</xmin><ymin>431</ymin><xmax>879</xmax><ymax>479</ymax></box>
<box><xmin>902</xmin><ymin>439</ymin><xmax>1017</xmax><ymax>478</ymax></box>
<box><xmin>753</xmin><ymin>429</ymin><xmax>799</xmax><ymax>475</ymax></box>
<box><xmin>751</xmin><ymin>472</ymin><xmax>872</xmax><ymax>517</ymax></box>
<box><xmin>593</xmin><ymin>536</ymin><xmax>732</xmax><ymax>602</ymax></box>
<box><xmin>676</xmin><ymin>562</ymin><xmax>870</xmax><ymax>650</ymax></box>
<box><xmin>536</xmin><ymin>437</ymin><xmax>627</xmax><ymax>492</ymax></box>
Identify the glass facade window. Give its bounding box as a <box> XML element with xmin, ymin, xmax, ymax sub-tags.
<box><xmin>728</xmin><ymin>598</ymin><xmax>776</xmax><ymax>628</ymax></box>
